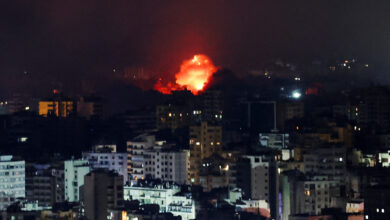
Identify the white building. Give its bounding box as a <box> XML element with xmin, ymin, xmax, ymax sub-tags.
<box><xmin>144</xmin><ymin>149</ymin><xmax>189</xmax><ymax>184</ymax></box>
<box><xmin>346</xmin><ymin>200</ymin><xmax>364</xmax><ymax>213</ymax></box>
<box><xmin>378</xmin><ymin>150</ymin><xmax>390</xmax><ymax>167</ymax></box>
<box><xmin>226</xmin><ymin>188</ymin><xmax>270</xmax><ymax>218</ymax></box>
<box><xmin>126</xmin><ymin>134</ymin><xmax>159</xmax><ymax>181</ymax></box>
<box><xmin>0</xmin><ymin>155</ymin><xmax>25</xmax><ymax>210</ymax></box>
<box><xmin>259</xmin><ymin>133</ymin><xmax>289</xmax><ymax>149</ymax></box>
<box><xmin>82</xmin><ymin>152</ymin><xmax>128</xmax><ymax>184</ymax></box>
<box><xmin>243</xmin><ymin>155</ymin><xmax>271</xmax><ymax>201</ymax></box>
<box><xmin>126</xmin><ymin>134</ymin><xmax>189</xmax><ymax>184</ymax></box>
<box><xmin>124</xmin><ymin>183</ymin><xmax>195</xmax><ymax>220</ymax></box>
<box><xmin>281</xmin><ymin>148</ymin><xmax>294</xmax><ymax>161</ymax></box>
<box><xmin>64</xmin><ymin>159</ymin><xmax>90</xmax><ymax>202</ymax></box>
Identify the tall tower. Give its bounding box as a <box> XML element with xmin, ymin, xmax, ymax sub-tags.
<box><xmin>83</xmin><ymin>169</ymin><xmax>124</xmax><ymax>220</ymax></box>
<box><xmin>188</xmin><ymin>122</ymin><xmax>222</xmax><ymax>184</ymax></box>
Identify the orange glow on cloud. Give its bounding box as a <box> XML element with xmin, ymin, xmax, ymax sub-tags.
<box><xmin>154</xmin><ymin>54</ymin><xmax>218</xmax><ymax>95</ymax></box>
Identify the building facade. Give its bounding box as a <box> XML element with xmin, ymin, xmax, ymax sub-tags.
<box><xmin>126</xmin><ymin>134</ymin><xmax>158</xmax><ymax>181</ymax></box>
<box><xmin>64</xmin><ymin>159</ymin><xmax>90</xmax><ymax>202</ymax></box>
<box><xmin>124</xmin><ymin>183</ymin><xmax>195</xmax><ymax>220</ymax></box>
<box><xmin>236</xmin><ymin>155</ymin><xmax>279</xmax><ymax>219</ymax></box>
<box><xmin>0</xmin><ymin>155</ymin><xmax>25</xmax><ymax>210</ymax></box>
<box><xmin>39</xmin><ymin>98</ymin><xmax>75</xmax><ymax>118</ymax></box>
<box><xmin>144</xmin><ymin>149</ymin><xmax>189</xmax><ymax>184</ymax></box>
<box><xmin>303</xmin><ymin>146</ymin><xmax>346</xmax><ymax>182</ymax></box>
<box><xmin>82</xmin><ymin>152</ymin><xmax>128</xmax><ymax>184</ymax></box>
<box><xmin>83</xmin><ymin>169</ymin><xmax>124</xmax><ymax>220</ymax></box>
<box><xmin>189</xmin><ymin>122</ymin><xmax>222</xmax><ymax>184</ymax></box>
<box><xmin>25</xmin><ymin>163</ymin><xmax>64</xmax><ymax>207</ymax></box>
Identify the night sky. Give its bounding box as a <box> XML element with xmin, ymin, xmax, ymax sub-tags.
<box><xmin>1</xmin><ymin>0</ymin><xmax>390</xmax><ymax>96</ymax></box>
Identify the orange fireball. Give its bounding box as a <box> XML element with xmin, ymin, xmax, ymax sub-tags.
<box><xmin>154</xmin><ymin>54</ymin><xmax>218</xmax><ymax>95</ymax></box>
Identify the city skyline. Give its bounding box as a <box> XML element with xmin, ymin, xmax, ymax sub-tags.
<box><xmin>1</xmin><ymin>1</ymin><xmax>390</xmax><ymax>220</ymax></box>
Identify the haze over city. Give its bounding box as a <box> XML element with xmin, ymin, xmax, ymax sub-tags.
<box><xmin>1</xmin><ymin>1</ymin><xmax>390</xmax><ymax>220</ymax></box>
<box><xmin>1</xmin><ymin>1</ymin><xmax>390</xmax><ymax>98</ymax></box>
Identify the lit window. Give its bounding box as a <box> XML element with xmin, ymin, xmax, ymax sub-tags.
<box><xmin>18</xmin><ymin>137</ymin><xmax>28</xmax><ymax>143</ymax></box>
<box><xmin>223</xmin><ymin>165</ymin><xmax>229</xmax><ymax>171</ymax></box>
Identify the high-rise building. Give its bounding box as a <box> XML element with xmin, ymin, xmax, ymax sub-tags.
<box><xmin>144</xmin><ymin>149</ymin><xmax>189</xmax><ymax>184</ymax></box>
<box><xmin>64</xmin><ymin>159</ymin><xmax>90</xmax><ymax>202</ymax></box>
<box><xmin>188</xmin><ymin>122</ymin><xmax>222</xmax><ymax>184</ymax></box>
<box><xmin>281</xmin><ymin>171</ymin><xmax>344</xmax><ymax>218</ymax></box>
<box><xmin>200</xmin><ymin>89</ymin><xmax>223</xmax><ymax>122</ymax></box>
<box><xmin>236</xmin><ymin>155</ymin><xmax>279</xmax><ymax>219</ymax></box>
<box><xmin>126</xmin><ymin>134</ymin><xmax>158</xmax><ymax>181</ymax></box>
<box><xmin>25</xmin><ymin>163</ymin><xmax>64</xmax><ymax>207</ymax></box>
<box><xmin>0</xmin><ymin>155</ymin><xmax>25</xmax><ymax>210</ymax></box>
<box><xmin>127</xmin><ymin>134</ymin><xmax>189</xmax><ymax>184</ymax></box>
<box><xmin>156</xmin><ymin>90</ymin><xmax>199</xmax><ymax>131</ymax></box>
<box><xmin>39</xmin><ymin>96</ymin><xmax>75</xmax><ymax>118</ymax></box>
<box><xmin>83</xmin><ymin>169</ymin><xmax>124</xmax><ymax>220</ymax></box>
<box><xmin>82</xmin><ymin>150</ymin><xmax>128</xmax><ymax>185</ymax></box>
<box><xmin>303</xmin><ymin>146</ymin><xmax>346</xmax><ymax>182</ymax></box>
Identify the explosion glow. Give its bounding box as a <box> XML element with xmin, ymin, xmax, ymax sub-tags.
<box><xmin>154</xmin><ymin>54</ymin><xmax>218</xmax><ymax>95</ymax></box>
